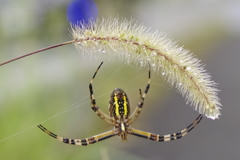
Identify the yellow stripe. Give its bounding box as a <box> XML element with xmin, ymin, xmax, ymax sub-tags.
<box><xmin>114</xmin><ymin>95</ymin><xmax>120</xmax><ymax>116</ymax></box>
<box><xmin>133</xmin><ymin>129</ymin><xmax>152</xmax><ymax>138</ymax></box>
<box><xmin>123</xmin><ymin>95</ymin><xmax>128</xmax><ymax>115</ymax></box>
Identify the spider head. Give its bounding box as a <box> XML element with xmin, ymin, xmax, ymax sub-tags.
<box><xmin>119</xmin><ymin>122</ymin><xmax>128</xmax><ymax>141</ymax></box>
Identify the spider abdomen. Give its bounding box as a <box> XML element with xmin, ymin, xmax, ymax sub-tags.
<box><xmin>109</xmin><ymin>88</ymin><xmax>130</xmax><ymax>117</ymax></box>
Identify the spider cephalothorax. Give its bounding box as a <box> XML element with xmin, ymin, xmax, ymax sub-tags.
<box><xmin>38</xmin><ymin>62</ymin><xmax>202</xmax><ymax>146</ymax></box>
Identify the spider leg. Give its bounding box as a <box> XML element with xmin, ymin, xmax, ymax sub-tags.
<box><xmin>38</xmin><ymin>124</ymin><xmax>117</xmax><ymax>146</ymax></box>
<box><xmin>129</xmin><ymin>67</ymin><xmax>150</xmax><ymax>124</ymax></box>
<box><xmin>128</xmin><ymin>114</ymin><xmax>203</xmax><ymax>142</ymax></box>
<box><xmin>89</xmin><ymin>62</ymin><xmax>114</xmax><ymax>125</ymax></box>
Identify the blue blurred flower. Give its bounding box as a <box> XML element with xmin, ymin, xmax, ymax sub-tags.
<box><xmin>67</xmin><ymin>0</ymin><xmax>98</xmax><ymax>26</ymax></box>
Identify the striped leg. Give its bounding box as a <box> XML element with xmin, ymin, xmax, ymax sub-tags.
<box><xmin>129</xmin><ymin>68</ymin><xmax>151</xmax><ymax>123</ymax></box>
<box><xmin>128</xmin><ymin>114</ymin><xmax>203</xmax><ymax>142</ymax></box>
<box><xmin>37</xmin><ymin>124</ymin><xmax>117</xmax><ymax>146</ymax></box>
<box><xmin>89</xmin><ymin>62</ymin><xmax>114</xmax><ymax>125</ymax></box>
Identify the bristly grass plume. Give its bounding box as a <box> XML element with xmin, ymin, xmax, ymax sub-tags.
<box><xmin>0</xmin><ymin>18</ymin><xmax>221</xmax><ymax>119</ymax></box>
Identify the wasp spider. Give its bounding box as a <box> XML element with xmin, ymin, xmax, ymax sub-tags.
<box><xmin>38</xmin><ymin>62</ymin><xmax>203</xmax><ymax>146</ymax></box>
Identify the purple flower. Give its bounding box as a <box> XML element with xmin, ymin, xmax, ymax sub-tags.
<box><xmin>67</xmin><ymin>0</ymin><xmax>98</xmax><ymax>26</ymax></box>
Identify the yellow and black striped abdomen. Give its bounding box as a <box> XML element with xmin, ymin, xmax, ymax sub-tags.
<box><xmin>109</xmin><ymin>88</ymin><xmax>130</xmax><ymax>117</ymax></box>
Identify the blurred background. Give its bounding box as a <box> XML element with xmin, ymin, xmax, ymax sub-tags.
<box><xmin>0</xmin><ymin>0</ymin><xmax>239</xmax><ymax>159</ymax></box>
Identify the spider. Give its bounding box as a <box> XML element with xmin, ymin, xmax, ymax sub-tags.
<box><xmin>38</xmin><ymin>62</ymin><xmax>203</xmax><ymax>146</ymax></box>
